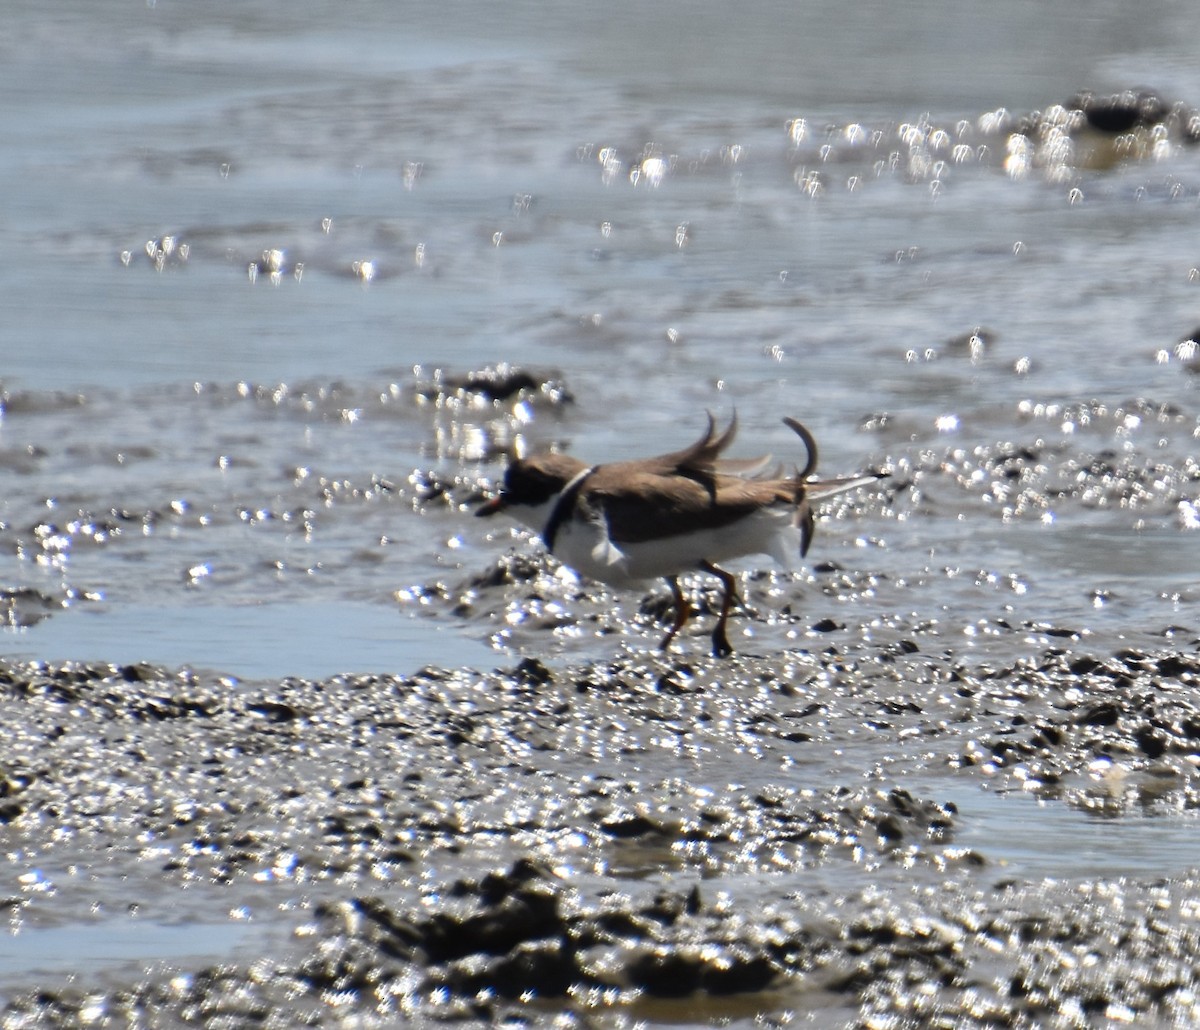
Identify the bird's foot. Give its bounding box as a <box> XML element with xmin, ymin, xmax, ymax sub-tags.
<box><xmin>710</xmin><ymin>625</ymin><xmax>734</xmax><ymax>658</ymax></box>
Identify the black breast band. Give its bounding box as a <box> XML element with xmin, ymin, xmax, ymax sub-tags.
<box><xmin>542</xmin><ymin>465</ymin><xmax>598</xmax><ymax>553</ymax></box>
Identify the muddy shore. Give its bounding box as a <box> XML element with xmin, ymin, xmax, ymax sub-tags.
<box><xmin>9</xmin><ymin>0</ymin><xmax>1200</xmax><ymax>1018</ymax></box>
<box><xmin>3</xmin><ymin>608</ymin><xmax>1200</xmax><ymax>1026</ymax></box>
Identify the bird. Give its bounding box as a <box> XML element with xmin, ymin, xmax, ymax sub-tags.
<box><xmin>475</xmin><ymin>414</ymin><xmax>884</xmax><ymax>657</ymax></box>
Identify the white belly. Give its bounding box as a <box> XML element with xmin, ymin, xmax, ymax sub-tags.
<box><xmin>552</xmin><ymin>504</ymin><xmax>800</xmax><ymax>587</ymax></box>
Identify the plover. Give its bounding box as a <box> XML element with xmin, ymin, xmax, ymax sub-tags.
<box><xmin>476</xmin><ymin>414</ymin><xmax>883</xmax><ymax>656</ymax></box>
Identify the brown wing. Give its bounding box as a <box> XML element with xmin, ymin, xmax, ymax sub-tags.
<box><xmin>582</xmin><ymin>414</ymin><xmax>824</xmax><ymax>545</ymax></box>
<box><xmin>584</xmin><ymin>466</ymin><xmax>800</xmax><ymax>544</ymax></box>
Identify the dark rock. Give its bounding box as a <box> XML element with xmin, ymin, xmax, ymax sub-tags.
<box><xmin>247</xmin><ymin>701</ymin><xmax>299</xmax><ymax>723</ymax></box>
<box><xmin>601</xmin><ymin>814</ymin><xmax>659</xmax><ymax>838</ymax></box>
<box><xmin>626</xmin><ymin>949</ymin><xmax>703</xmax><ymax>997</ymax></box>
<box><xmin>1079</xmin><ymin>702</ymin><xmax>1121</xmax><ymax>727</ymax></box>
<box><xmin>1074</xmin><ymin>88</ymin><xmax>1170</xmax><ymax>133</ymax></box>
<box><xmin>490</xmin><ymin>939</ymin><xmax>579</xmax><ymax>997</ymax></box>
<box><xmin>513</xmin><ymin>657</ymin><xmax>553</xmax><ymax>686</ymax></box>
<box><xmin>1134</xmin><ymin>727</ymin><xmax>1168</xmax><ymax>759</ymax></box>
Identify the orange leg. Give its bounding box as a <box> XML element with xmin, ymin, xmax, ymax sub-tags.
<box><xmin>659</xmin><ymin>575</ymin><xmax>694</xmax><ymax>651</ymax></box>
<box><xmin>701</xmin><ymin>560</ymin><xmax>739</xmax><ymax>658</ymax></box>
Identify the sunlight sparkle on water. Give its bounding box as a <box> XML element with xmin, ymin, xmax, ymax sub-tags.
<box><xmin>634</xmin><ymin>155</ymin><xmax>668</xmax><ymax>187</ymax></box>
<box><xmin>935</xmin><ymin>414</ymin><xmax>960</xmax><ymax>433</ymax></box>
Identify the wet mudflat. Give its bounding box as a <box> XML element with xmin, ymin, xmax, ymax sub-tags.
<box><xmin>1</xmin><ymin>361</ymin><xmax>1199</xmax><ymax>1027</ymax></box>
<box><xmin>3</xmin><ymin>591</ymin><xmax>1200</xmax><ymax>1026</ymax></box>
<box><xmin>7</xmin><ymin>1</ymin><xmax>1200</xmax><ymax>1023</ymax></box>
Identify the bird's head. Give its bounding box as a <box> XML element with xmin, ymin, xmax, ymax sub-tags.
<box><xmin>475</xmin><ymin>453</ymin><xmax>590</xmax><ymax>528</ymax></box>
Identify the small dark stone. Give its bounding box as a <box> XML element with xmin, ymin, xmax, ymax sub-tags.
<box><xmin>876</xmin><ymin>814</ymin><xmax>904</xmax><ymax>843</ymax></box>
<box><xmin>514</xmin><ymin>658</ymin><xmax>553</xmax><ymax>685</ymax></box>
<box><xmin>1031</xmin><ymin>723</ymin><xmax>1064</xmax><ymax>748</ymax></box>
<box><xmin>1076</xmin><ymin>88</ymin><xmax>1169</xmax><ymax>133</ymax></box>
<box><xmin>480</xmin><ymin>858</ymin><xmax>549</xmax><ymax>904</ymax></box>
<box><xmin>459</xmin><ymin>369</ymin><xmax>539</xmax><ymax>401</ymax></box>
<box><xmin>643</xmin><ymin>890</ymin><xmax>687</xmax><ymax>926</ymax></box>
<box><xmin>1134</xmin><ymin>727</ymin><xmax>1168</xmax><ymax>759</ymax></box>
<box><xmin>491</xmin><ymin>940</ymin><xmax>578</xmax><ymax>998</ymax></box>
<box><xmin>601</xmin><ymin>815</ymin><xmax>658</xmax><ymax>838</ymax></box>
<box><xmin>627</xmin><ymin>950</ymin><xmax>702</xmax><ymax>997</ymax></box>
<box><xmin>702</xmin><ymin>953</ymin><xmax>776</xmax><ymax>995</ymax></box>
<box><xmin>1078</xmin><ymin>702</ymin><xmax>1121</xmax><ymax>727</ymax></box>
<box><xmin>1155</xmin><ymin>654</ymin><xmax>1194</xmax><ymax>678</ymax></box>
<box><xmin>247</xmin><ymin>701</ymin><xmax>299</xmax><ymax>723</ymax></box>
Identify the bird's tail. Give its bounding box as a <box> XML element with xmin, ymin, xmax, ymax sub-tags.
<box><xmin>805</xmin><ymin>473</ymin><xmax>888</xmax><ymax>502</ymax></box>
<box><xmin>782</xmin><ymin>417</ymin><xmax>886</xmax><ymax>499</ymax></box>
<box><xmin>781</xmin><ymin>416</ymin><xmax>887</xmax><ymax>556</ymax></box>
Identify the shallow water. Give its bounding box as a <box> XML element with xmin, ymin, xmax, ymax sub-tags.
<box><xmin>5</xmin><ymin>600</ymin><xmax>498</xmax><ymax>680</ymax></box>
<box><xmin>4</xmin><ymin>0</ymin><xmax>1200</xmax><ymax>1021</ymax></box>
<box><xmin>0</xmin><ymin>916</ymin><xmax>262</xmax><ymax>985</ymax></box>
<box><xmin>932</xmin><ymin>782</ymin><xmax>1200</xmax><ymax>880</ymax></box>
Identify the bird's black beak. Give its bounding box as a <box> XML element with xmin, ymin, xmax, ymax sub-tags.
<box><xmin>475</xmin><ymin>495</ymin><xmax>506</xmax><ymax>517</ymax></box>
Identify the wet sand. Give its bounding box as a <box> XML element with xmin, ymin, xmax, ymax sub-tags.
<box><xmin>3</xmin><ymin>600</ymin><xmax>1199</xmax><ymax>1025</ymax></box>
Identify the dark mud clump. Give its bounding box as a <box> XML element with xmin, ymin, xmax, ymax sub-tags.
<box><xmin>2</xmin><ymin>644</ymin><xmax>1200</xmax><ymax>1026</ymax></box>
<box><xmin>0</xmin><ymin>587</ymin><xmax>62</xmax><ymax>629</ymax></box>
<box><xmin>415</xmin><ymin>363</ymin><xmax>575</xmax><ymax>407</ymax></box>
